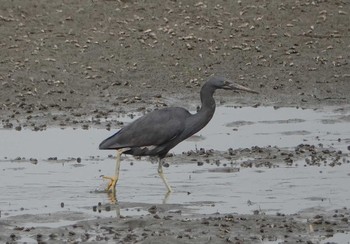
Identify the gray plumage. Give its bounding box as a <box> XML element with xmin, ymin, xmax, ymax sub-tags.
<box><xmin>99</xmin><ymin>77</ymin><xmax>257</xmax><ymax>192</ymax></box>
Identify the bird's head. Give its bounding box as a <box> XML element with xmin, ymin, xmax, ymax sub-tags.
<box><xmin>209</xmin><ymin>76</ymin><xmax>258</xmax><ymax>94</ymax></box>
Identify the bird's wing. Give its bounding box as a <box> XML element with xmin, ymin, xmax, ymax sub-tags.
<box><xmin>99</xmin><ymin>107</ymin><xmax>191</xmax><ymax>149</ymax></box>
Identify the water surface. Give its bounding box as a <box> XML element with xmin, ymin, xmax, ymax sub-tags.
<box><xmin>0</xmin><ymin>106</ymin><xmax>349</xmax><ymax>220</ymax></box>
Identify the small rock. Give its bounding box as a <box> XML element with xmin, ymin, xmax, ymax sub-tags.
<box><xmin>197</xmin><ymin>161</ymin><xmax>204</xmax><ymax>166</ymax></box>
<box><xmin>148</xmin><ymin>205</ymin><xmax>157</xmax><ymax>214</ymax></box>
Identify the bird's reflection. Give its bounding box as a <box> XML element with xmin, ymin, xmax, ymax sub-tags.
<box><xmin>162</xmin><ymin>191</ymin><xmax>172</xmax><ymax>204</ymax></box>
<box><xmin>105</xmin><ymin>189</ymin><xmax>173</xmax><ymax>217</ymax></box>
<box><xmin>107</xmin><ymin>189</ymin><xmax>172</xmax><ymax>204</ymax></box>
<box><xmin>107</xmin><ymin>190</ymin><xmax>121</xmax><ymax>217</ymax></box>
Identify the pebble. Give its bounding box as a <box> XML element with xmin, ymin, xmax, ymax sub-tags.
<box><xmin>148</xmin><ymin>205</ymin><xmax>157</xmax><ymax>214</ymax></box>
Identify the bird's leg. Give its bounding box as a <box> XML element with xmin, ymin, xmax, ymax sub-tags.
<box><xmin>157</xmin><ymin>158</ymin><xmax>173</xmax><ymax>192</ymax></box>
<box><xmin>103</xmin><ymin>148</ymin><xmax>126</xmax><ymax>192</ymax></box>
<box><xmin>107</xmin><ymin>189</ymin><xmax>117</xmax><ymax>204</ymax></box>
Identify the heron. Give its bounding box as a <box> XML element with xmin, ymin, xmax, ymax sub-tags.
<box><xmin>99</xmin><ymin>76</ymin><xmax>258</xmax><ymax>193</ymax></box>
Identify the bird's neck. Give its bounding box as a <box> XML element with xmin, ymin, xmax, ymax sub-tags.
<box><xmin>198</xmin><ymin>83</ymin><xmax>216</xmax><ymax>116</ymax></box>
<box><xmin>190</xmin><ymin>84</ymin><xmax>216</xmax><ymax>132</ymax></box>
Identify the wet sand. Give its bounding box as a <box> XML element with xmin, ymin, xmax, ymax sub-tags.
<box><xmin>1</xmin><ymin>0</ymin><xmax>350</xmax><ymax>243</ymax></box>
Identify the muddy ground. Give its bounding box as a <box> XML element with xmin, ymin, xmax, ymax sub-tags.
<box><xmin>0</xmin><ymin>0</ymin><xmax>350</xmax><ymax>243</ymax></box>
<box><xmin>1</xmin><ymin>0</ymin><xmax>349</xmax><ymax>130</ymax></box>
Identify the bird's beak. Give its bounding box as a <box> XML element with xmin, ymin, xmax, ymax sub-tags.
<box><xmin>224</xmin><ymin>81</ymin><xmax>259</xmax><ymax>94</ymax></box>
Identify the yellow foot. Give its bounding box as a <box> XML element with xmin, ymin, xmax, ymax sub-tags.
<box><xmin>102</xmin><ymin>176</ymin><xmax>117</xmax><ymax>192</ymax></box>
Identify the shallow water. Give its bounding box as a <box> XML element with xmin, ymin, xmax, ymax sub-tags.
<box><xmin>321</xmin><ymin>232</ymin><xmax>350</xmax><ymax>244</ymax></box>
<box><xmin>0</xmin><ymin>106</ymin><xmax>349</xmax><ymax>221</ymax></box>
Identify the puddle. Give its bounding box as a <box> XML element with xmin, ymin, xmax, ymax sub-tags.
<box><xmin>0</xmin><ymin>106</ymin><xmax>349</xmax><ymax>222</ymax></box>
<box><xmin>321</xmin><ymin>232</ymin><xmax>350</xmax><ymax>244</ymax></box>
